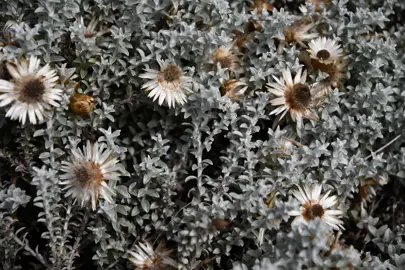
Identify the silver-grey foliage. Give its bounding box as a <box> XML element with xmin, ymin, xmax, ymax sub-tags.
<box><xmin>0</xmin><ymin>0</ymin><xmax>405</xmax><ymax>269</ymax></box>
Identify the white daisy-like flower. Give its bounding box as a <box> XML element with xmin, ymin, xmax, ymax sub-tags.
<box><xmin>308</xmin><ymin>37</ymin><xmax>343</xmax><ymax>64</ymax></box>
<box><xmin>267</xmin><ymin>68</ymin><xmax>318</xmax><ymax>130</ymax></box>
<box><xmin>128</xmin><ymin>241</ymin><xmax>177</xmax><ymax>270</ymax></box>
<box><xmin>0</xmin><ymin>56</ymin><xmax>62</xmax><ymax>125</ymax></box>
<box><xmin>60</xmin><ymin>141</ymin><xmax>125</xmax><ymax>210</ymax></box>
<box><xmin>288</xmin><ymin>184</ymin><xmax>344</xmax><ymax>230</ymax></box>
<box><xmin>139</xmin><ymin>58</ymin><xmax>192</xmax><ymax>108</ymax></box>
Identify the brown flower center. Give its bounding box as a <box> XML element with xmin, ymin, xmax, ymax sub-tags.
<box><xmin>74</xmin><ymin>161</ymin><xmax>103</xmax><ymax>187</ymax></box>
<box><xmin>285</xmin><ymin>83</ymin><xmax>311</xmax><ymax>112</ymax></box>
<box><xmin>162</xmin><ymin>64</ymin><xmax>182</xmax><ymax>83</ymax></box>
<box><xmin>302</xmin><ymin>203</ymin><xmax>325</xmax><ymax>221</ymax></box>
<box><xmin>293</xmin><ymin>84</ymin><xmax>311</xmax><ymax>105</ymax></box>
<box><xmin>316</xmin><ymin>49</ymin><xmax>330</xmax><ymax>60</ymax></box>
<box><xmin>16</xmin><ymin>75</ymin><xmax>45</xmax><ymax>103</ymax></box>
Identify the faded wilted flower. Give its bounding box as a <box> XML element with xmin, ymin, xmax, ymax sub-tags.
<box><xmin>278</xmin><ymin>18</ymin><xmax>318</xmax><ymax>53</ymax></box>
<box><xmin>232</xmin><ymin>21</ymin><xmax>262</xmax><ymax>53</ymax></box>
<box><xmin>219</xmin><ymin>78</ymin><xmax>248</xmax><ymax>100</ymax></box>
<box><xmin>210</xmin><ymin>45</ymin><xmax>242</xmax><ymax>74</ymax></box>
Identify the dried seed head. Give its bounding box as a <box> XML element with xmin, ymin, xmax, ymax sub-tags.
<box><xmin>216</xmin><ymin>56</ymin><xmax>233</xmax><ymax>69</ymax></box>
<box><xmin>84</xmin><ymin>31</ymin><xmax>96</xmax><ymax>38</ymax></box>
<box><xmin>311</xmin><ymin>59</ymin><xmax>348</xmax><ymax>98</ymax></box>
<box><xmin>1</xmin><ymin>21</ymin><xmax>20</xmax><ymax>47</ymax></box>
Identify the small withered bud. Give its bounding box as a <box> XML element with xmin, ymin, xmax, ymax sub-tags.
<box><xmin>212</xmin><ymin>218</ymin><xmax>231</xmax><ymax>230</ymax></box>
<box><xmin>69</xmin><ymin>92</ymin><xmax>96</xmax><ymax>116</ymax></box>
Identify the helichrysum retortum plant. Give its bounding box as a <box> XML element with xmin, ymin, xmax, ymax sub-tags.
<box><xmin>0</xmin><ymin>0</ymin><xmax>405</xmax><ymax>269</ymax></box>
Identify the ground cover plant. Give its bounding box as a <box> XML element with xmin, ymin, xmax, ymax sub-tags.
<box><xmin>1</xmin><ymin>0</ymin><xmax>405</xmax><ymax>269</ymax></box>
